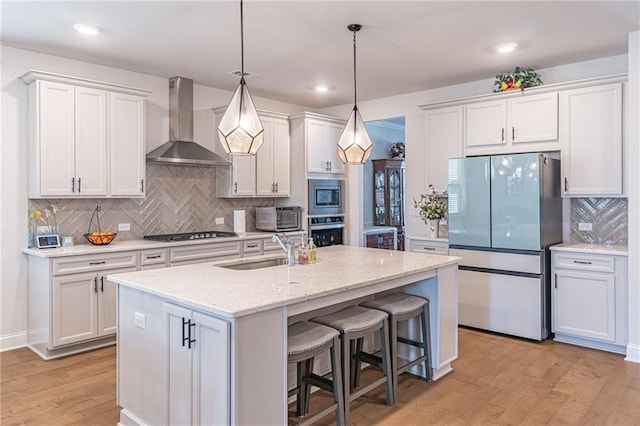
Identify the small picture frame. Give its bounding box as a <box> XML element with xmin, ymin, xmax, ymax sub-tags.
<box><xmin>36</xmin><ymin>234</ymin><xmax>60</xmax><ymax>249</ymax></box>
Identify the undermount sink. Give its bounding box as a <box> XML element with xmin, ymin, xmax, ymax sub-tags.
<box><xmin>219</xmin><ymin>257</ymin><xmax>289</xmax><ymax>270</ymax></box>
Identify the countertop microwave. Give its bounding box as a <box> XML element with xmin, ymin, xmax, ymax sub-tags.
<box><xmin>256</xmin><ymin>206</ymin><xmax>302</xmax><ymax>232</ymax></box>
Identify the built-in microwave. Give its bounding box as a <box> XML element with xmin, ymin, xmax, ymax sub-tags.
<box><xmin>308</xmin><ymin>179</ymin><xmax>345</xmax><ymax>216</ymax></box>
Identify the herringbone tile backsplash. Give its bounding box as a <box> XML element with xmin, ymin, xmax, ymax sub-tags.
<box><xmin>570</xmin><ymin>198</ymin><xmax>628</xmax><ymax>245</ymax></box>
<box><xmin>29</xmin><ymin>165</ymin><xmax>276</xmax><ymax>243</ymax></box>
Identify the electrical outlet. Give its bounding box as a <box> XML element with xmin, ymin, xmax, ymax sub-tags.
<box><xmin>578</xmin><ymin>222</ymin><xmax>593</xmax><ymax>231</ymax></box>
<box><xmin>118</xmin><ymin>223</ymin><xmax>131</xmax><ymax>232</ymax></box>
<box><xmin>134</xmin><ymin>312</ymin><xmax>146</xmax><ymax>330</ymax></box>
<box><xmin>215</xmin><ymin>217</ymin><xmax>224</xmax><ymax>225</ymax></box>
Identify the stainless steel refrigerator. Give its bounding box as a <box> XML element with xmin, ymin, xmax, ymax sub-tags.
<box><xmin>448</xmin><ymin>152</ymin><xmax>562</xmax><ymax>340</ymax></box>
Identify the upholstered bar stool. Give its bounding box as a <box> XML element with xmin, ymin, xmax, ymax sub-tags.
<box><xmin>287</xmin><ymin>321</ymin><xmax>345</xmax><ymax>426</ymax></box>
<box><xmin>310</xmin><ymin>306</ymin><xmax>394</xmax><ymax>425</ymax></box>
<box><xmin>360</xmin><ymin>293</ymin><xmax>432</xmax><ymax>401</ymax></box>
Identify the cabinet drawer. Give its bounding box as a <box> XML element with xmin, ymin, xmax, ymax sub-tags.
<box><xmin>53</xmin><ymin>251</ymin><xmax>137</xmax><ymax>276</ymax></box>
<box><xmin>263</xmin><ymin>238</ymin><xmax>281</xmax><ymax>252</ymax></box>
<box><xmin>170</xmin><ymin>241</ymin><xmax>242</xmax><ymax>263</ymax></box>
<box><xmin>140</xmin><ymin>249</ymin><xmax>168</xmax><ymax>266</ymax></box>
<box><xmin>409</xmin><ymin>240</ymin><xmax>449</xmax><ymax>255</ymax></box>
<box><xmin>243</xmin><ymin>240</ymin><xmax>263</xmax><ymax>256</ymax></box>
<box><xmin>553</xmin><ymin>252</ymin><xmax>614</xmax><ymax>273</ymax></box>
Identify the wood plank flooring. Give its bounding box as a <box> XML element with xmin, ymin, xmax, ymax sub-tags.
<box><xmin>2</xmin><ymin>328</ymin><xmax>639</xmax><ymax>425</ymax></box>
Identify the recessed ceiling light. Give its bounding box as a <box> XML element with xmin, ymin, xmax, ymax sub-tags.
<box><xmin>496</xmin><ymin>42</ymin><xmax>517</xmax><ymax>53</ymax></box>
<box><xmin>314</xmin><ymin>85</ymin><xmax>329</xmax><ymax>93</ymax></box>
<box><xmin>73</xmin><ymin>23</ymin><xmax>102</xmax><ymax>36</ymax></box>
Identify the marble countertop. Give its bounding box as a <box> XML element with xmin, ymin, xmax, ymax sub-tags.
<box><xmin>108</xmin><ymin>245</ymin><xmax>460</xmax><ymax>319</ymax></box>
<box><xmin>550</xmin><ymin>242</ymin><xmax>628</xmax><ymax>256</ymax></box>
<box><xmin>22</xmin><ymin>231</ymin><xmax>303</xmax><ymax>258</ymax></box>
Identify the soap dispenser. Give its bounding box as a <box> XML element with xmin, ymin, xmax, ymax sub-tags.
<box><xmin>308</xmin><ymin>238</ymin><xmax>317</xmax><ymax>263</ymax></box>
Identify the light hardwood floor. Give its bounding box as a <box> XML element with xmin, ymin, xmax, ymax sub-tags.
<box><xmin>2</xmin><ymin>328</ymin><xmax>639</xmax><ymax>425</ymax></box>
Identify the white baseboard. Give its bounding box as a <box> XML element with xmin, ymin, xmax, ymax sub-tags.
<box><xmin>0</xmin><ymin>331</ymin><xmax>27</xmax><ymax>352</ymax></box>
<box><xmin>625</xmin><ymin>343</ymin><xmax>640</xmax><ymax>363</ymax></box>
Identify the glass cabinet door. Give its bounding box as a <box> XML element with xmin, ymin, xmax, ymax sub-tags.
<box><xmin>374</xmin><ymin>170</ymin><xmax>385</xmax><ymax>225</ymax></box>
<box><xmin>389</xmin><ymin>169</ymin><xmax>401</xmax><ymax>226</ymax></box>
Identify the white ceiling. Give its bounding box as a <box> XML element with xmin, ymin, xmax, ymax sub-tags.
<box><xmin>2</xmin><ymin>1</ymin><xmax>639</xmax><ymax>109</ymax></box>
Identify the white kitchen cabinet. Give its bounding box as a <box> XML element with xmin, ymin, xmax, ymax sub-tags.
<box><xmin>163</xmin><ymin>302</ymin><xmax>230</xmax><ymax>425</ymax></box>
<box><xmin>407</xmin><ymin>237</ymin><xmax>449</xmax><ymax>255</ymax></box>
<box><xmin>256</xmin><ymin>112</ymin><xmax>290</xmax><ymax>197</ymax></box>
<box><xmin>289</xmin><ymin>113</ymin><xmax>345</xmax><ymax>177</ymax></box>
<box><xmin>170</xmin><ymin>241</ymin><xmax>243</xmax><ymax>266</ymax></box>
<box><xmin>423</xmin><ymin>106</ymin><xmax>463</xmax><ymax>193</ymax></box>
<box><xmin>217</xmin><ymin>154</ymin><xmax>255</xmax><ymax>197</ymax></box>
<box><xmin>551</xmin><ymin>249</ymin><xmax>628</xmax><ymax>354</ymax></box>
<box><xmin>559</xmin><ymin>83</ymin><xmax>623</xmax><ymax>196</ymax></box>
<box><xmin>109</xmin><ymin>92</ymin><xmax>146</xmax><ymax>197</ymax></box>
<box><xmin>139</xmin><ymin>248</ymin><xmax>168</xmax><ymax>270</ymax></box>
<box><xmin>464</xmin><ymin>92</ymin><xmax>559</xmax><ymax>155</ymax></box>
<box><xmin>22</xmin><ymin>71</ymin><xmax>149</xmax><ymax>199</ymax></box>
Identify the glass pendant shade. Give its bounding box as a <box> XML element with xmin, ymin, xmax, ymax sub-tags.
<box><xmin>217</xmin><ymin>78</ymin><xmax>264</xmax><ymax>155</ymax></box>
<box><xmin>337</xmin><ymin>105</ymin><xmax>372</xmax><ymax>164</ymax></box>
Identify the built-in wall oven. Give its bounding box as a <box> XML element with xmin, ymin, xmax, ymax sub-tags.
<box><xmin>309</xmin><ymin>216</ymin><xmax>345</xmax><ymax>247</ymax></box>
<box><xmin>308</xmin><ymin>179</ymin><xmax>345</xmax><ymax>247</ymax></box>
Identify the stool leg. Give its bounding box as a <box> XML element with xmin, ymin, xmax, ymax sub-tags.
<box><xmin>296</xmin><ymin>360</ymin><xmax>306</xmax><ymax>416</ymax></box>
<box><xmin>341</xmin><ymin>333</ymin><xmax>351</xmax><ymax>426</ymax></box>
<box><xmin>380</xmin><ymin>319</ymin><xmax>394</xmax><ymax>405</ymax></box>
<box><xmin>389</xmin><ymin>314</ymin><xmax>398</xmax><ymax>404</ymax></box>
<box><xmin>303</xmin><ymin>358</ymin><xmax>314</xmax><ymax>415</ymax></box>
<box><xmin>352</xmin><ymin>337</ymin><xmax>364</xmax><ymax>389</ymax></box>
<box><xmin>330</xmin><ymin>336</ymin><xmax>345</xmax><ymax>426</ymax></box>
<box><xmin>421</xmin><ymin>303</ymin><xmax>433</xmax><ymax>381</ymax></box>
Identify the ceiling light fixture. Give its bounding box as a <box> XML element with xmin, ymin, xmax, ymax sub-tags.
<box><xmin>73</xmin><ymin>23</ymin><xmax>101</xmax><ymax>36</ymax></box>
<box><xmin>314</xmin><ymin>85</ymin><xmax>329</xmax><ymax>93</ymax></box>
<box><xmin>496</xmin><ymin>42</ymin><xmax>518</xmax><ymax>53</ymax></box>
<box><xmin>217</xmin><ymin>0</ymin><xmax>264</xmax><ymax>155</ymax></box>
<box><xmin>337</xmin><ymin>24</ymin><xmax>372</xmax><ymax>165</ymax></box>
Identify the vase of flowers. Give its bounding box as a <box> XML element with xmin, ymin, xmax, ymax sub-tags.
<box><xmin>388</xmin><ymin>141</ymin><xmax>405</xmax><ymax>159</ymax></box>
<box><xmin>413</xmin><ymin>185</ymin><xmax>447</xmax><ymax>238</ymax></box>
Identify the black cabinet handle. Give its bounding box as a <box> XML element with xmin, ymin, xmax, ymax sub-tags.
<box><xmin>275</xmin><ymin>182</ymin><xmax>278</xmax><ymax>193</ymax></box>
<box><xmin>182</xmin><ymin>318</ymin><xmax>189</xmax><ymax>347</ymax></box>
<box><xmin>554</xmin><ymin>273</ymin><xmax>557</xmax><ymax>289</ymax></box>
<box><xmin>512</xmin><ymin>126</ymin><xmax>515</xmax><ymax>140</ymax></box>
<box><xmin>100</xmin><ymin>276</ymin><xmax>104</xmax><ymax>292</ymax></box>
<box><xmin>423</xmin><ymin>247</ymin><xmax>436</xmax><ymax>251</ymax></box>
<box><xmin>89</xmin><ymin>261</ymin><xmax>106</xmax><ymax>265</ymax></box>
<box><xmin>146</xmin><ymin>255</ymin><xmax>162</xmax><ymax>259</ymax></box>
<box><xmin>78</xmin><ymin>177</ymin><xmax>82</xmax><ymax>193</ymax></box>
<box><xmin>93</xmin><ymin>277</ymin><xmax>98</xmax><ymax>293</ymax></box>
<box><xmin>234</xmin><ymin>182</ymin><xmax>238</xmax><ymax>193</ymax></box>
<box><xmin>574</xmin><ymin>260</ymin><xmax>592</xmax><ymax>265</ymax></box>
<box><xmin>501</xmin><ymin>128</ymin><xmax>505</xmax><ymax>142</ymax></box>
<box><xmin>71</xmin><ymin>177</ymin><xmax>75</xmax><ymax>193</ymax></box>
<box><xmin>189</xmin><ymin>321</ymin><xmax>196</xmax><ymax>348</ymax></box>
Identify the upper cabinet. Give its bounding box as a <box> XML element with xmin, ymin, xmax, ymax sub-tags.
<box><xmin>214</xmin><ymin>109</ymin><xmax>291</xmax><ymax>198</ymax></box>
<box><xmin>464</xmin><ymin>92</ymin><xmax>559</xmax><ymax>155</ymax></box>
<box><xmin>423</xmin><ymin>106</ymin><xmax>463</xmax><ymax>193</ymax></box>
<box><xmin>289</xmin><ymin>113</ymin><xmax>346</xmax><ymax>178</ymax></box>
<box><xmin>22</xmin><ymin>71</ymin><xmax>150</xmax><ymax>199</ymax></box>
<box><xmin>559</xmin><ymin>83</ymin><xmax>623</xmax><ymax>197</ymax></box>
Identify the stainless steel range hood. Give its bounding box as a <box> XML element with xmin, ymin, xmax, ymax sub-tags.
<box><xmin>146</xmin><ymin>76</ymin><xmax>230</xmax><ymax>167</ymax></box>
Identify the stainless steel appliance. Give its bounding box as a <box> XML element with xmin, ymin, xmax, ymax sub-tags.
<box><xmin>144</xmin><ymin>230</ymin><xmax>237</xmax><ymax>242</ymax></box>
<box><xmin>448</xmin><ymin>152</ymin><xmax>562</xmax><ymax>341</ymax></box>
<box><xmin>309</xmin><ymin>216</ymin><xmax>345</xmax><ymax>247</ymax></box>
<box><xmin>255</xmin><ymin>206</ymin><xmax>302</xmax><ymax>232</ymax></box>
<box><xmin>308</xmin><ymin>179</ymin><xmax>344</xmax><ymax>216</ymax></box>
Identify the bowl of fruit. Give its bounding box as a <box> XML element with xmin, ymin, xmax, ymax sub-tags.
<box><xmin>83</xmin><ymin>205</ymin><xmax>117</xmax><ymax>245</ymax></box>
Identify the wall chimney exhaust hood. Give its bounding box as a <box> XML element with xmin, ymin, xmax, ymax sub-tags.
<box><xmin>146</xmin><ymin>77</ymin><xmax>230</xmax><ymax>167</ymax></box>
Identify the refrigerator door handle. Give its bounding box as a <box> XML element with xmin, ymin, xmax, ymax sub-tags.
<box><xmin>554</xmin><ymin>273</ymin><xmax>557</xmax><ymax>288</ymax></box>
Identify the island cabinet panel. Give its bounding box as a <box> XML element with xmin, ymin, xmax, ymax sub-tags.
<box><xmin>163</xmin><ymin>303</ymin><xmax>230</xmax><ymax>426</ymax></box>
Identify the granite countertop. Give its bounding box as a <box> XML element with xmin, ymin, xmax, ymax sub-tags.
<box><xmin>108</xmin><ymin>245</ymin><xmax>460</xmax><ymax>319</ymax></box>
<box><xmin>550</xmin><ymin>242</ymin><xmax>628</xmax><ymax>256</ymax></box>
<box><xmin>22</xmin><ymin>231</ymin><xmax>303</xmax><ymax>258</ymax></box>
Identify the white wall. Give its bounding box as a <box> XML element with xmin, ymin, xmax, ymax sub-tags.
<box><xmin>0</xmin><ymin>45</ymin><xmax>312</xmax><ymax>350</ymax></box>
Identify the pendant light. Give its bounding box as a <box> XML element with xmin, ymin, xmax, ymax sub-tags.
<box><xmin>337</xmin><ymin>24</ymin><xmax>372</xmax><ymax>165</ymax></box>
<box><xmin>217</xmin><ymin>0</ymin><xmax>264</xmax><ymax>155</ymax></box>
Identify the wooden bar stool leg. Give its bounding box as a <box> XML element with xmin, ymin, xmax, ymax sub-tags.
<box><xmin>303</xmin><ymin>358</ymin><xmax>314</xmax><ymax>415</ymax></box>
<box><xmin>296</xmin><ymin>360</ymin><xmax>307</xmax><ymax>416</ymax></box>
<box><xmin>380</xmin><ymin>319</ymin><xmax>393</xmax><ymax>405</ymax></box>
<box><xmin>389</xmin><ymin>314</ymin><xmax>399</xmax><ymax>404</ymax></box>
<box><xmin>421</xmin><ymin>303</ymin><xmax>433</xmax><ymax>381</ymax></box>
<box><xmin>352</xmin><ymin>337</ymin><xmax>364</xmax><ymax>389</ymax></box>
<box><xmin>330</xmin><ymin>336</ymin><xmax>345</xmax><ymax>426</ymax></box>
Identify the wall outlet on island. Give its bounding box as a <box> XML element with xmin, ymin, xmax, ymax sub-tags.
<box><xmin>118</xmin><ymin>223</ymin><xmax>131</xmax><ymax>232</ymax></box>
<box><xmin>215</xmin><ymin>217</ymin><xmax>224</xmax><ymax>225</ymax></box>
<box><xmin>578</xmin><ymin>222</ymin><xmax>593</xmax><ymax>231</ymax></box>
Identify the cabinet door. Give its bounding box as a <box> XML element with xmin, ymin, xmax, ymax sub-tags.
<box><xmin>508</xmin><ymin>92</ymin><xmax>558</xmax><ymax>144</ymax></box>
<box><xmin>192</xmin><ymin>312</ymin><xmax>230</xmax><ymax>426</ymax></box>
<box><xmin>272</xmin><ymin>118</ymin><xmax>291</xmax><ymax>196</ymax></box>
<box><xmin>52</xmin><ymin>272</ymin><xmax>99</xmax><ymax>347</ymax></box>
<box><xmin>561</xmin><ymin>83</ymin><xmax>623</xmax><ymax>196</ymax></box>
<box><xmin>326</xmin><ymin>123</ymin><xmax>345</xmax><ymax>174</ymax></box>
<box><xmin>38</xmin><ymin>80</ymin><xmax>76</xmax><ymax>197</ymax></box>
<box><xmin>425</xmin><ymin>106</ymin><xmax>463</xmax><ymax>193</ymax></box>
<box><xmin>256</xmin><ymin>118</ymin><xmax>275</xmax><ymax>196</ymax></box>
<box><xmin>110</xmin><ymin>92</ymin><xmax>145</xmax><ymax>197</ymax></box>
<box><xmin>465</xmin><ymin>100</ymin><xmax>507</xmax><ymax>148</ymax></box>
<box><xmin>306</xmin><ymin>120</ymin><xmax>328</xmax><ymax>173</ymax></box>
<box><xmin>554</xmin><ymin>269</ymin><xmax>616</xmax><ymax>342</ymax></box>
<box><xmin>163</xmin><ymin>303</ymin><xmax>194</xmax><ymax>426</ymax></box>
<box><xmin>98</xmin><ymin>267</ymin><xmax>135</xmax><ymax>336</ymax></box>
<box><xmin>232</xmin><ymin>155</ymin><xmax>255</xmax><ymax>196</ymax></box>
<box><xmin>74</xmin><ymin>86</ymin><xmax>108</xmax><ymax>196</ymax></box>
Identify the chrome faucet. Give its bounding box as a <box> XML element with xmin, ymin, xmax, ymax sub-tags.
<box><xmin>273</xmin><ymin>233</ymin><xmax>295</xmax><ymax>266</ymax></box>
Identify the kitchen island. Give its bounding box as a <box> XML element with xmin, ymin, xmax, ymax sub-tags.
<box><xmin>108</xmin><ymin>245</ymin><xmax>460</xmax><ymax>426</ymax></box>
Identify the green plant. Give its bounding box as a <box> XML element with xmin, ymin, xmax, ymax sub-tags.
<box><xmin>413</xmin><ymin>185</ymin><xmax>447</xmax><ymax>221</ymax></box>
<box><xmin>493</xmin><ymin>67</ymin><xmax>542</xmax><ymax>93</ymax></box>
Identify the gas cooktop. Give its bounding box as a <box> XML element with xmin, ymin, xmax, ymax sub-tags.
<box><xmin>143</xmin><ymin>231</ymin><xmax>238</xmax><ymax>242</ymax></box>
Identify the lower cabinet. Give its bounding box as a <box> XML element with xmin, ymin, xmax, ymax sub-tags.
<box><xmin>365</xmin><ymin>231</ymin><xmax>396</xmax><ymax>250</ymax></box>
<box><xmin>407</xmin><ymin>237</ymin><xmax>449</xmax><ymax>255</ymax></box>
<box><xmin>163</xmin><ymin>302</ymin><xmax>230</xmax><ymax>425</ymax></box>
<box><xmin>551</xmin><ymin>250</ymin><xmax>628</xmax><ymax>354</ymax></box>
<box><xmin>52</xmin><ymin>267</ymin><xmax>130</xmax><ymax>346</ymax></box>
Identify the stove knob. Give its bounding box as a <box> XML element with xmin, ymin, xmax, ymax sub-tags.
<box><xmin>205</xmin><ymin>233</ymin><xmax>211</xmax><ymax>238</ymax></box>
<box><xmin>189</xmin><ymin>235</ymin><xmax>195</xmax><ymax>240</ymax></box>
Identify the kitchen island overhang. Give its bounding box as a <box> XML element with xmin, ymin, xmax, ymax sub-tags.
<box><xmin>109</xmin><ymin>245</ymin><xmax>460</xmax><ymax>426</ymax></box>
